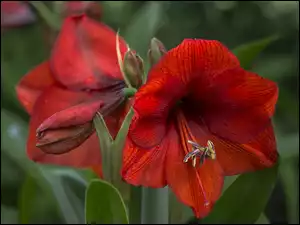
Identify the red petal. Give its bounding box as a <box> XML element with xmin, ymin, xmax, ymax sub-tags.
<box><xmin>129</xmin><ymin>76</ymin><xmax>185</xmax><ymax>149</ymax></box>
<box><xmin>27</xmin><ymin>85</ymin><xmax>101</xmax><ymax>167</ymax></box>
<box><xmin>122</xmin><ymin>128</ymin><xmax>169</xmax><ymax>187</ymax></box>
<box><xmin>152</xmin><ymin>39</ymin><xmax>278</xmax><ymax>143</ymax></box>
<box><xmin>1</xmin><ymin>1</ymin><xmax>36</xmax><ymax>28</ymax></box>
<box><xmin>129</xmin><ymin>39</ymin><xmax>240</xmax><ymax>149</ymax></box>
<box><xmin>16</xmin><ymin>61</ymin><xmax>55</xmax><ymax>114</ymax></box>
<box><xmin>37</xmin><ymin>99</ymin><xmax>103</xmax><ymax>133</ymax></box>
<box><xmin>147</xmin><ymin>39</ymin><xmax>240</xmax><ymax>84</ymax></box>
<box><xmin>188</xmin><ymin>118</ymin><xmax>278</xmax><ymax>176</ymax></box>
<box><xmin>105</xmin><ymin>100</ymin><xmax>131</xmax><ymax>139</ymax></box>
<box><xmin>50</xmin><ymin>15</ymin><xmax>128</xmax><ymax>90</ymax></box>
<box><xmin>36</xmin><ymin>123</ymin><xmax>94</xmax><ymax>155</ymax></box>
<box><xmin>191</xmin><ymin>67</ymin><xmax>278</xmax><ymax>143</ymax></box>
<box><xmin>165</xmin><ymin>125</ymin><xmax>224</xmax><ymax>218</ymax></box>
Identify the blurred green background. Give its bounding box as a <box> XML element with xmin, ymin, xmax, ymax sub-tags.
<box><xmin>1</xmin><ymin>1</ymin><xmax>299</xmax><ymax>224</ymax></box>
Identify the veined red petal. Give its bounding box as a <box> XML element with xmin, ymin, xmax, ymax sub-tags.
<box><xmin>165</xmin><ymin>125</ymin><xmax>224</xmax><ymax>218</ymax></box>
<box><xmin>144</xmin><ymin>39</ymin><xmax>278</xmax><ymax>143</ymax></box>
<box><xmin>188</xmin><ymin>118</ymin><xmax>278</xmax><ymax>176</ymax></box>
<box><xmin>130</xmin><ymin>76</ymin><xmax>185</xmax><ymax>149</ymax></box>
<box><xmin>146</xmin><ymin>39</ymin><xmax>240</xmax><ymax>84</ymax></box>
<box><xmin>50</xmin><ymin>14</ymin><xmax>128</xmax><ymax>90</ymax></box>
<box><xmin>16</xmin><ymin>61</ymin><xmax>55</xmax><ymax>114</ymax></box>
<box><xmin>190</xmin><ymin>67</ymin><xmax>278</xmax><ymax>143</ymax></box>
<box><xmin>27</xmin><ymin>85</ymin><xmax>101</xmax><ymax>167</ymax></box>
<box><xmin>121</xmin><ymin>136</ymin><xmax>167</xmax><ymax>187</ymax></box>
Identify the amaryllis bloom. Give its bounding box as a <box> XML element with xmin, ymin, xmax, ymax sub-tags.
<box><xmin>1</xmin><ymin>1</ymin><xmax>36</xmax><ymax>28</ymax></box>
<box><xmin>16</xmin><ymin>14</ymin><xmax>128</xmax><ymax>175</ymax></box>
<box><xmin>122</xmin><ymin>39</ymin><xmax>278</xmax><ymax>218</ymax></box>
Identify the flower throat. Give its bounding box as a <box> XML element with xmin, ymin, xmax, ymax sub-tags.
<box><xmin>176</xmin><ymin>110</ymin><xmax>216</xmax><ymax>206</ymax></box>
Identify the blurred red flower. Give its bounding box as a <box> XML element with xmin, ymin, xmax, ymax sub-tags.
<box><xmin>122</xmin><ymin>39</ymin><xmax>278</xmax><ymax>218</ymax></box>
<box><xmin>16</xmin><ymin>15</ymin><xmax>128</xmax><ymax>176</ymax></box>
<box><xmin>1</xmin><ymin>1</ymin><xmax>36</xmax><ymax>28</ymax></box>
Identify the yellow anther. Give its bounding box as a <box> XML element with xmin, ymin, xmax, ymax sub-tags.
<box><xmin>183</xmin><ymin>140</ymin><xmax>216</xmax><ymax>167</ymax></box>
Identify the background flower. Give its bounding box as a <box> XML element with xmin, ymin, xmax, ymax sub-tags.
<box><xmin>16</xmin><ymin>15</ymin><xmax>128</xmax><ymax>175</ymax></box>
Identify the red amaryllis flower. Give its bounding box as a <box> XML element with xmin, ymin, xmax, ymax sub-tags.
<box><xmin>122</xmin><ymin>39</ymin><xmax>278</xmax><ymax>218</ymax></box>
<box><xmin>16</xmin><ymin>15</ymin><xmax>128</xmax><ymax>176</ymax></box>
<box><xmin>1</xmin><ymin>1</ymin><xmax>35</xmax><ymax>28</ymax></box>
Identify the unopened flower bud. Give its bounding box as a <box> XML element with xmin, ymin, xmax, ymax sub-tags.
<box><xmin>148</xmin><ymin>37</ymin><xmax>167</xmax><ymax>66</ymax></box>
<box><xmin>123</xmin><ymin>50</ymin><xmax>144</xmax><ymax>89</ymax></box>
<box><xmin>36</xmin><ymin>122</ymin><xmax>94</xmax><ymax>154</ymax></box>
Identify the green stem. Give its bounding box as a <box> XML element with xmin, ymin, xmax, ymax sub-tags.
<box><xmin>29</xmin><ymin>1</ymin><xmax>61</xmax><ymax>31</ymax></box>
<box><xmin>141</xmin><ymin>187</ymin><xmax>169</xmax><ymax>224</ymax></box>
<box><xmin>123</xmin><ymin>88</ymin><xmax>137</xmax><ymax>98</ymax></box>
<box><xmin>129</xmin><ymin>186</ymin><xmax>142</xmax><ymax>224</ymax></box>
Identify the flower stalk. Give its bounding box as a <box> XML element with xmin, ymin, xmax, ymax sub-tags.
<box><xmin>141</xmin><ymin>187</ymin><xmax>169</xmax><ymax>224</ymax></box>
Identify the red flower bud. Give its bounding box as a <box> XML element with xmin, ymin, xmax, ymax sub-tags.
<box><xmin>148</xmin><ymin>37</ymin><xmax>167</xmax><ymax>66</ymax></box>
<box><xmin>36</xmin><ymin>122</ymin><xmax>94</xmax><ymax>154</ymax></box>
<box><xmin>123</xmin><ymin>50</ymin><xmax>144</xmax><ymax>89</ymax></box>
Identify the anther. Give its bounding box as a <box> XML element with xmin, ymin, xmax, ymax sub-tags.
<box><xmin>183</xmin><ymin>140</ymin><xmax>216</xmax><ymax>167</ymax></box>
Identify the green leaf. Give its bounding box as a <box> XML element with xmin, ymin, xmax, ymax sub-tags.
<box><xmin>18</xmin><ymin>175</ymin><xmax>39</xmax><ymax>224</ymax></box>
<box><xmin>18</xmin><ymin>174</ymin><xmax>62</xmax><ymax>224</ymax></box>
<box><xmin>1</xmin><ymin>205</ymin><xmax>19</xmax><ymax>224</ymax></box>
<box><xmin>1</xmin><ymin>110</ymin><xmax>64</xmax><ymax>223</ymax></box>
<box><xmin>111</xmin><ymin>107</ymin><xmax>134</xmax><ymax>185</ymax></box>
<box><xmin>29</xmin><ymin>1</ymin><xmax>61</xmax><ymax>31</ymax></box>
<box><xmin>279</xmin><ymin>159</ymin><xmax>299</xmax><ymax>224</ymax></box>
<box><xmin>232</xmin><ymin>35</ymin><xmax>279</xmax><ymax>70</ymax></box>
<box><xmin>44</xmin><ymin>169</ymin><xmax>87</xmax><ymax>224</ymax></box>
<box><xmin>93</xmin><ymin>113</ymin><xmax>113</xmax><ymax>181</ymax></box>
<box><xmin>255</xmin><ymin>213</ymin><xmax>270</xmax><ymax>224</ymax></box>
<box><xmin>124</xmin><ymin>2</ymin><xmax>167</xmax><ymax>58</ymax></box>
<box><xmin>202</xmin><ymin>164</ymin><xmax>279</xmax><ymax>224</ymax></box>
<box><xmin>85</xmin><ymin>179</ymin><xmax>129</xmax><ymax>224</ymax></box>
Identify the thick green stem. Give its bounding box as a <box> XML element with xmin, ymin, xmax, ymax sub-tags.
<box><xmin>129</xmin><ymin>186</ymin><xmax>142</xmax><ymax>224</ymax></box>
<box><xmin>123</xmin><ymin>88</ymin><xmax>137</xmax><ymax>98</ymax></box>
<box><xmin>141</xmin><ymin>187</ymin><xmax>169</xmax><ymax>224</ymax></box>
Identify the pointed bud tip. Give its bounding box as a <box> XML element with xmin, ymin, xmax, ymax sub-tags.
<box><xmin>123</xmin><ymin>50</ymin><xmax>144</xmax><ymax>89</ymax></box>
<box><xmin>36</xmin><ymin>123</ymin><xmax>94</xmax><ymax>155</ymax></box>
<box><xmin>148</xmin><ymin>37</ymin><xmax>167</xmax><ymax>66</ymax></box>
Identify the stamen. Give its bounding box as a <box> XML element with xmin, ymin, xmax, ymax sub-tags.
<box><xmin>183</xmin><ymin>140</ymin><xmax>216</xmax><ymax>167</ymax></box>
<box><xmin>195</xmin><ymin>170</ymin><xmax>210</xmax><ymax>207</ymax></box>
<box><xmin>176</xmin><ymin>111</ymin><xmax>215</xmax><ymax>207</ymax></box>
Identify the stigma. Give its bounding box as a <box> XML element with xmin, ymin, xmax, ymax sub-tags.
<box><xmin>183</xmin><ymin>140</ymin><xmax>216</xmax><ymax>167</ymax></box>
